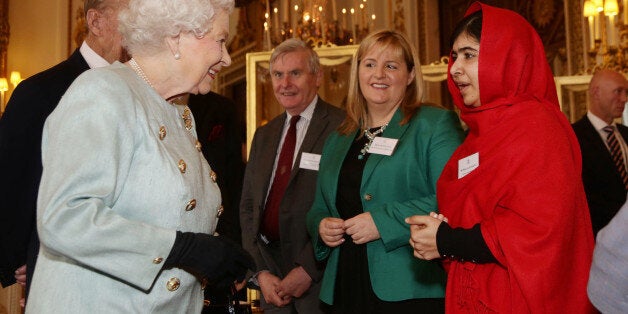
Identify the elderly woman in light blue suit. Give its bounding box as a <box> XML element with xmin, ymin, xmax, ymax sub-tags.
<box><xmin>26</xmin><ymin>0</ymin><xmax>253</xmax><ymax>312</ymax></box>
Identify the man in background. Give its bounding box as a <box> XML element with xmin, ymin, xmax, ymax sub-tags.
<box><xmin>0</xmin><ymin>0</ymin><xmax>128</xmax><ymax>299</ymax></box>
<box><xmin>573</xmin><ymin>69</ymin><xmax>628</xmax><ymax>235</ymax></box>
<box><xmin>187</xmin><ymin>91</ymin><xmax>249</xmax><ymax>313</ymax></box>
<box><xmin>188</xmin><ymin>91</ymin><xmax>246</xmax><ymax>245</ymax></box>
<box><xmin>240</xmin><ymin>38</ymin><xmax>344</xmax><ymax>314</ymax></box>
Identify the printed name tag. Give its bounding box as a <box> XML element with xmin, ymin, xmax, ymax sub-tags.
<box><xmin>458</xmin><ymin>152</ymin><xmax>479</xmax><ymax>179</ymax></box>
<box><xmin>368</xmin><ymin>137</ymin><xmax>398</xmax><ymax>156</ymax></box>
<box><xmin>299</xmin><ymin>152</ymin><xmax>321</xmax><ymax>171</ymax></box>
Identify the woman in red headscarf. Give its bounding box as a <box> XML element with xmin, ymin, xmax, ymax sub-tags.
<box><xmin>406</xmin><ymin>2</ymin><xmax>596</xmax><ymax>313</ymax></box>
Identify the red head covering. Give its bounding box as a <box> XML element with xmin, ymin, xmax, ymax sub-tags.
<box><xmin>447</xmin><ymin>2</ymin><xmax>560</xmax><ymax>131</ymax></box>
<box><xmin>438</xmin><ymin>2</ymin><xmax>595</xmax><ymax>313</ymax></box>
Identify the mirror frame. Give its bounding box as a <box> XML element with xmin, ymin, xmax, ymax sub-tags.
<box><xmin>554</xmin><ymin>75</ymin><xmax>592</xmax><ymax>123</ymax></box>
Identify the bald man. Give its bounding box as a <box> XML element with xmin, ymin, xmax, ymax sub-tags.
<box><xmin>573</xmin><ymin>69</ymin><xmax>628</xmax><ymax>235</ymax></box>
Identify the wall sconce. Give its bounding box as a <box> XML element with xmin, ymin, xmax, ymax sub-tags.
<box><xmin>0</xmin><ymin>77</ymin><xmax>9</xmax><ymax>114</ymax></box>
<box><xmin>0</xmin><ymin>78</ymin><xmax>7</xmax><ymax>92</ymax></box>
<box><xmin>583</xmin><ymin>0</ymin><xmax>628</xmax><ymax>72</ymax></box>
<box><xmin>0</xmin><ymin>71</ymin><xmax>22</xmax><ymax>115</ymax></box>
<box><xmin>10</xmin><ymin>71</ymin><xmax>22</xmax><ymax>88</ymax></box>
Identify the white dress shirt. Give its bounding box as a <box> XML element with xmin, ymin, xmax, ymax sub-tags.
<box><xmin>265</xmin><ymin>95</ymin><xmax>318</xmax><ymax>201</ymax></box>
<box><xmin>79</xmin><ymin>41</ymin><xmax>110</xmax><ymax>69</ymax></box>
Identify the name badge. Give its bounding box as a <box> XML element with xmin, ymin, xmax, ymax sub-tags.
<box><xmin>299</xmin><ymin>152</ymin><xmax>321</xmax><ymax>171</ymax></box>
<box><xmin>458</xmin><ymin>152</ymin><xmax>479</xmax><ymax>179</ymax></box>
<box><xmin>368</xmin><ymin>137</ymin><xmax>398</xmax><ymax>156</ymax></box>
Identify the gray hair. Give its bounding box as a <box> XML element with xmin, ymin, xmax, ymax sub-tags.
<box><xmin>270</xmin><ymin>38</ymin><xmax>320</xmax><ymax>74</ymax></box>
<box><xmin>83</xmin><ymin>0</ymin><xmax>124</xmax><ymax>16</ymax></box>
<box><xmin>83</xmin><ymin>0</ymin><xmax>105</xmax><ymax>16</ymax></box>
<box><xmin>119</xmin><ymin>0</ymin><xmax>234</xmax><ymax>55</ymax></box>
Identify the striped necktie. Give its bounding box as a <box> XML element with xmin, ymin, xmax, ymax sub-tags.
<box><xmin>603</xmin><ymin>125</ymin><xmax>628</xmax><ymax>190</ymax></box>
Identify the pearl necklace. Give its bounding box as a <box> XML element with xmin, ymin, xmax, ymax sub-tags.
<box><xmin>358</xmin><ymin>122</ymin><xmax>389</xmax><ymax>160</ymax></box>
<box><xmin>129</xmin><ymin>59</ymin><xmax>192</xmax><ymax>132</ymax></box>
<box><xmin>129</xmin><ymin>58</ymin><xmax>153</xmax><ymax>87</ymax></box>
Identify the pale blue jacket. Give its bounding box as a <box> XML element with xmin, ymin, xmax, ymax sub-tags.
<box><xmin>27</xmin><ymin>63</ymin><xmax>221</xmax><ymax>313</ymax></box>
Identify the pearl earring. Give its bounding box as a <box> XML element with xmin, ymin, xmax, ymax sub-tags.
<box><xmin>174</xmin><ymin>53</ymin><xmax>181</xmax><ymax>60</ymax></box>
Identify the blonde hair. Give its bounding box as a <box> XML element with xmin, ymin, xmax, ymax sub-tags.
<box><xmin>338</xmin><ymin>30</ymin><xmax>424</xmax><ymax>135</ymax></box>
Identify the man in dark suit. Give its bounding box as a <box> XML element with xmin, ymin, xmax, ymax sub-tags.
<box><xmin>573</xmin><ymin>69</ymin><xmax>628</xmax><ymax>235</ymax></box>
<box><xmin>188</xmin><ymin>92</ymin><xmax>245</xmax><ymax>245</ymax></box>
<box><xmin>0</xmin><ymin>0</ymin><xmax>128</xmax><ymax>295</ymax></box>
<box><xmin>186</xmin><ymin>91</ymin><xmax>249</xmax><ymax>313</ymax></box>
<box><xmin>240</xmin><ymin>39</ymin><xmax>344</xmax><ymax>314</ymax></box>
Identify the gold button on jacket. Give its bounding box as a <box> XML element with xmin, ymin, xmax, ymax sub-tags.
<box><xmin>185</xmin><ymin>199</ymin><xmax>197</xmax><ymax>211</ymax></box>
<box><xmin>158</xmin><ymin>126</ymin><xmax>167</xmax><ymax>140</ymax></box>
<box><xmin>166</xmin><ymin>277</ymin><xmax>181</xmax><ymax>291</ymax></box>
<box><xmin>178</xmin><ymin>160</ymin><xmax>187</xmax><ymax>173</ymax></box>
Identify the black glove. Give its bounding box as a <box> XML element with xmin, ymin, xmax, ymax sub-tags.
<box><xmin>164</xmin><ymin>231</ymin><xmax>255</xmax><ymax>288</ymax></box>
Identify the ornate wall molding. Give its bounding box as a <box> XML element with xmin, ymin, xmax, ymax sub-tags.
<box><xmin>417</xmin><ymin>0</ymin><xmax>426</xmax><ymax>65</ymax></box>
<box><xmin>393</xmin><ymin>0</ymin><xmax>407</xmax><ymax>35</ymax></box>
<box><xmin>565</xmin><ymin>0</ymin><xmax>585</xmax><ymax>75</ymax></box>
<box><xmin>1</xmin><ymin>0</ymin><xmax>9</xmax><ymax>78</ymax></box>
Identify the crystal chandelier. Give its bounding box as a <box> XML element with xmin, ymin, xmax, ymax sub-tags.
<box><xmin>583</xmin><ymin>0</ymin><xmax>628</xmax><ymax>73</ymax></box>
<box><xmin>263</xmin><ymin>0</ymin><xmax>375</xmax><ymax>49</ymax></box>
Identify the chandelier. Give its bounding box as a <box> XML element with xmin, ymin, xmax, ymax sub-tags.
<box><xmin>583</xmin><ymin>0</ymin><xmax>628</xmax><ymax>73</ymax></box>
<box><xmin>263</xmin><ymin>0</ymin><xmax>375</xmax><ymax>49</ymax></box>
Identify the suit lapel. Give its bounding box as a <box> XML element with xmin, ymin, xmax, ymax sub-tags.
<box><xmin>289</xmin><ymin>100</ymin><xmax>330</xmax><ymax>181</ymax></box>
<box><xmin>582</xmin><ymin>116</ymin><xmax>615</xmax><ymax>163</ymax></box>
<box><xmin>362</xmin><ymin>109</ymin><xmax>410</xmax><ymax>187</ymax></box>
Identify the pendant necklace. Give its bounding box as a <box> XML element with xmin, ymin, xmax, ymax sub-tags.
<box><xmin>358</xmin><ymin>122</ymin><xmax>389</xmax><ymax>160</ymax></box>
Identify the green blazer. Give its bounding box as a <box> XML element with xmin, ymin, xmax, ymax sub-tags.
<box><xmin>306</xmin><ymin>106</ymin><xmax>464</xmax><ymax>304</ymax></box>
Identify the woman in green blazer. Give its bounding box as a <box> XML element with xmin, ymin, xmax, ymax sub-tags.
<box><xmin>306</xmin><ymin>30</ymin><xmax>464</xmax><ymax>313</ymax></box>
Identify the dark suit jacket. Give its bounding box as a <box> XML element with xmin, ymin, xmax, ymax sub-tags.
<box><xmin>239</xmin><ymin>99</ymin><xmax>344</xmax><ymax>301</ymax></box>
<box><xmin>188</xmin><ymin>92</ymin><xmax>245</xmax><ymax>245</ymax></box>
<box><xmin>0</xmin><ymin>49</ymin><xmax>89</xmax><ymax>288</ymax></box>
<box><xmin>573</xmin><ymin>115</ymin><xmax>628</xmax><ymax>235</ymax></box>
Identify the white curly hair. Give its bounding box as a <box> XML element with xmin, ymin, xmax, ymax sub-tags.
<box><xmin>119</xmin><ymin>0</ymin><xmax>234</xmax><ymax>56</ymax></box>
